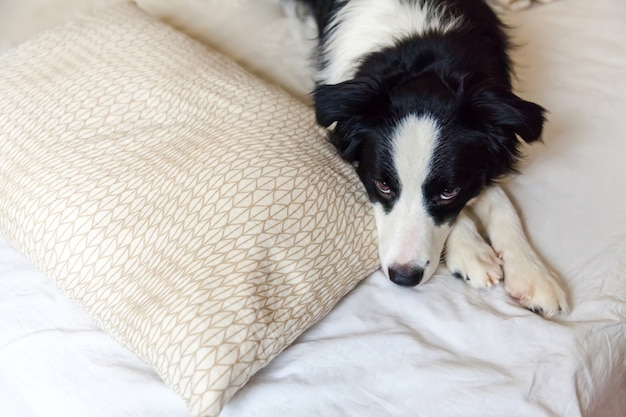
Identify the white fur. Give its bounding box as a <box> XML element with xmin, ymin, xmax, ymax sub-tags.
<box><xmin>375</xmin><ymin>115</ymin><xmax>449</xmax><ymax>284</ymax></box>
<box><xmin>462</xmin><ymin>186</ymin><xmax>568</xmax><ymax>317</ymax></box>
<box><xmin>317</xmin><ymin>0</ymin><xmax>462</xmax><ymax>84</ymax></box>
<box><xmin>445</xmin><ymin>210</ymin><xmax>503</xmax><ymax>289</ymax></box>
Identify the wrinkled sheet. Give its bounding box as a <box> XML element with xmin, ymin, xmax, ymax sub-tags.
<box><xmin>1</xmin><ymin>0</ymin><xmax>625</xmax><ymax>416</ymax></box>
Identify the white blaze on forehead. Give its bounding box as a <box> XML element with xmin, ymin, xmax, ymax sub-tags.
<box><xmin>318</xmin><ymin>0</ymin><xmax>463</xmax><ymax>84</ymax></box>
<box><xmin>375</xmin><ymin>114</ymin><xmax>451</xmax><ymax>283</ymax></box>
<box><xmin>393</xmin><ymin>115</ymin><xmax>438</xmax><ymax>206</ymax></box>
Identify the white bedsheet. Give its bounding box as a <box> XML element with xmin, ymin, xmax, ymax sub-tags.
<box><xmin>1</xmin><ymin>0</ymin><xmax>625</xmax><ymax>416</ymax></box>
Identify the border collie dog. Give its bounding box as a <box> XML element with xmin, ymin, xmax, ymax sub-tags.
<box><xmin>288</xmin><ymin>0</ymin><xmax>567</xmax><ymax>317</ymax></box>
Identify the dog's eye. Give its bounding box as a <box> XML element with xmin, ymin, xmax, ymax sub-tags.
<box><xmin>437</xmin><ymin>187</ymin><xmax>460</xmax><ymax>205</ymax></box>
<box><xmin>374</xmin><ymin>180</ymin><xmax>395</xmax><ymax>200</ymax></box>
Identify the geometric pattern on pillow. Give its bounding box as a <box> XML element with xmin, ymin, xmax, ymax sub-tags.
<box><xmin>0</xmin><ymin>3</ymin><xmax>378</xmax><ymax>416</ymax></box>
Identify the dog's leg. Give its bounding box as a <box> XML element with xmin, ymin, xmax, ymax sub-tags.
<box><xmin>469</xmin><ymin>185</ymin><xmax>568</xmax><ymax>317</ymax></box>
<box><xmin>445</xmin><ymin>211</ymin><xmax>503</xmax><ymax>289</ymax></box>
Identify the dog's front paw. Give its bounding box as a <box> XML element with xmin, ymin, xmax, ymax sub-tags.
<box><xmin>448</xmin><ymin>242</ymin><xmax>503</xmax><ymax>290</ymax></box>
<box><xmin>503</xmin><ymin>249</ymin><xmax>568</xmax><ymax>318</ymax></box>
<box><xmin>446</xmin><ymin>223</ymin><xmax>503</xmax><ymax>290</ymax></box>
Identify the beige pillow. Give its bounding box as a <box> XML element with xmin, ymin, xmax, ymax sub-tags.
<box><xmin>0</xmin><ymin>3</ymin><xmax>378</xmax><ymax>416</ymax></box>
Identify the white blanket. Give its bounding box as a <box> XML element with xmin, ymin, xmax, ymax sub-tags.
<box><xmin>0</xmin><ymin>0</ymin><xmax>624</xmax><ymax>416</ymax></box>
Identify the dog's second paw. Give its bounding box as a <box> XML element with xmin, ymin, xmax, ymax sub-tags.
<box><xmin>446</xmin><ymin>232</ymin><xmax>503</xmax><ymax>290</ymax></box>
<box><xmin>503</xmin><ymin>249</ymin><xmax>569</xmax><ymax>318</ymax></box>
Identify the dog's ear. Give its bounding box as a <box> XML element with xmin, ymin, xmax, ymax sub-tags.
<box><xmin>462</xmin><ymin>86</ymin><xmax>547</xmax><ymax>179</ymax></box>
<box><xmin>313</xmin><ymin>78</ymin><xmax>381</xmax><ymax>128</ymax></box>
<box><xmin>469</xmin><ymin>88</ymin><xmax>546</xmax><ymax>144</ymax></box>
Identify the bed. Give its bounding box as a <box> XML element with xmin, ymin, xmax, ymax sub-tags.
<box><xmin>0</xmin><ymin>1</ymin><xmax>624</xmax><ymax>416</ymax></box>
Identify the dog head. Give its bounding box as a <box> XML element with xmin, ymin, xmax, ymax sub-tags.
<box><xmin>314</xmin><ymin>70</ymin><xmax>545</xmax><ymax>286</ymax></box>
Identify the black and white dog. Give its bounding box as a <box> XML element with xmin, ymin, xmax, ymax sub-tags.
<box><xmin>286</xmin><ymin>0</ymin><xmax>567</xmax><ymax>316</ymax></box>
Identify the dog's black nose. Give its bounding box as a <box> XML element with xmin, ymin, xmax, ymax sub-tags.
<box><xmin>389</xmin><ymin>266</ymin><xmax>424</xmax><ymax>287</ymax></box>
